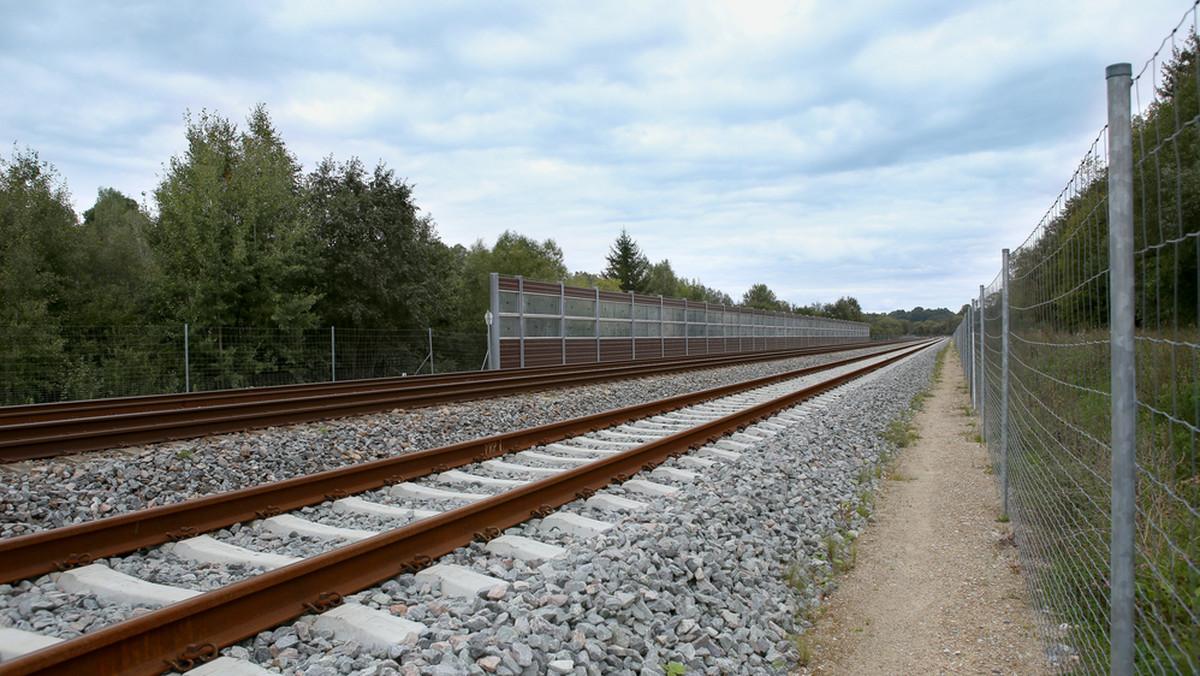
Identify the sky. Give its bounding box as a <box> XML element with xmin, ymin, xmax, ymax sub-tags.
<box><xmin>1</xmin><ymin>0</ymin><xmax>1194</xmax><ymax>314</ymax></box>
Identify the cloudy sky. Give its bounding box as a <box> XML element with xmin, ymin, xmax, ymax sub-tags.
<box><xmin>1</xmin><ymin>1</ymin><xmax>1192</xmax><ymax>313</ymax></box>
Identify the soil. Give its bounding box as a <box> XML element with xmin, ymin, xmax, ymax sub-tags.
<box><xmin>794</xmin><ymin>345</ymin><xmax>1049</xmax><ymax>675</ymax></box>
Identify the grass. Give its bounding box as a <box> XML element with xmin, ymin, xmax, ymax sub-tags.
<box><xmin>971</xmin><ymin>326</ymin><xmax>1200</xmax><ymax>672</ymax></box>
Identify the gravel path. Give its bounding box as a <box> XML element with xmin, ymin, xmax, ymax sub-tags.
<box><xmin>794</xmin><ymin>344</ymin><xmax>1048</xmax><ymax>675</ymax></box>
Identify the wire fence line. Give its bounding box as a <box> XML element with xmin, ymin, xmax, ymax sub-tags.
<box><xmin>0</xmin><ymin>325</ymin><xmax>487</xmax><ymax>406</ymax></box>
<box><xmin>955</xmin><ymin>7</ymin><xmax>1199</xmax><ymax>674</ymax></box>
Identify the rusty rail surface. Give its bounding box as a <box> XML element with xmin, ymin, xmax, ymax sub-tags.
<box><xmin>0</xmin><ymin>341</ymin><xmax>936</xmax><ymax>676</ymax></box>
<box><xmin>0</xmin><ymin>343</ymin><xmax>894</xmax><ymax>462</ymax></box>
<box><xmin>0</xmin><ymin>342</ymin><xmax>924</xmax><ymax>585</ymax></box>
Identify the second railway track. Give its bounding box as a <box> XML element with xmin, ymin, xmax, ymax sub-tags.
<box><xmin>0</xmin><ymin>344</ymin><xmax>889</xmax><ymax>462</ymax></box>
<box><xmin>0</xmin><ymin>340</ymin><xmax>942</xmax><ymax>675</ymax></box>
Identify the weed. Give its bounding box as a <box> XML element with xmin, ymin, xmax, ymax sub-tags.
<box><xmin>788</xmin><ymin>632</ymin><xmax>813</xmax><ymax>665</ymax></box>
<box><xmin>996</xmin><ymin>514</ymin><xmax>1010</xmax><ymax>523</ymax></box>
<box><xmin>176</xmin><ymin>449</ymin><xmax>194</xmax><ymax>460</ymax></box>
<box><xmin>660</xmin><ymin>662</ymin><xmax>686</xmax><ymax>675</ymax></box>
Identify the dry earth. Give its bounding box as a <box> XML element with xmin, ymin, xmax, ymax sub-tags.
<box><xmin>794</xmin><ymin>346</ymin><xmax>1049</xmax><ymax>675</ymax></box>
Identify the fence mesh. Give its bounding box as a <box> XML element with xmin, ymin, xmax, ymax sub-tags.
<box><xmin>954</xmin><ymin>6</ymin><xmax>1200</xmax><ymax>673</ymax></box>
<box><xmin>0</xmin><ymin>325</ymin><xmax>486</xmax><ymax>406</ymax></box>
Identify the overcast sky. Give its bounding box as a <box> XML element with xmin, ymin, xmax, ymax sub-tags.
<box><xmin>1</xmin><ymin>1</ymin><xmax>1191</xmax><ymax>313</ymax></box>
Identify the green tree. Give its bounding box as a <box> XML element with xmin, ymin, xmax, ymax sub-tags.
<box><xmin>450</xmin><ymin>231</ymin><xmax>568</xmax><ymax>335</ymax></box>
<box><xmin>604</xmin><ymin>228</ymin><xmax>649</xmax><ymax>293</ymax></box>
<box><xmin>825</xmin><ymin>296</ymin><xmax>865</xmax><ymax>323</ymax></box>
<box><xmin>72</xmin><ymin>188</ymin><xmax>158</xmax><ymax>325</ymax></box>
<box><xmin>869</xmin><ymin>315</ymin><xmax>907</xmax><ymax>338</ymax></box>
<box><xmin>150</xmin><ymin>105</ymin><xmax>319</xmax><ymax>329</ymax></box>
<box><xmin>0</xmin><ymin>147</ymin><xmax>78</xmax><ymax>403</ymax></box>
<box><xmin>643</xmin><ymin>259</ymin><xmax>684</xmax><ymax>297</ymax></box>
<box><xmin>489</xmin><ymin>231</ymin><xmax>568</xmax><ymax>281</ymax></box>
<box><xmin>741</xmin><ymin>283</ymin><xmax>787</xmax><ymax>311</ymax></box>
<box><xmin>565</xmin><ymin>271</ymin><xmax>621</xmax><ymax>292</ymax></box>
<box><xmin>306</xmin><ymin>156</ymin><xmax>450</xmax><ymax>330</ymax></box>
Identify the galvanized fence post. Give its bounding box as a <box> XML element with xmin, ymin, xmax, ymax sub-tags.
<box><xmin>330</xmin><ymin>326</ymin><xmax>336</xmax><ymax>382</ymax></box>
<box><xmin>594</xmin><ymin>286</ymin><xmax>601</xmax><ymax>362</ymax></box>
<box><xmin>488</xmin><ymin>273</ymin><xmax>500</xmax><ymax>370</ymax></box>
<box><xmin>1001</xmin><ymin>249</ymin><xmax>1011</xmax><ymax>519</ymax></box>
<box><xmin>428</xmin><ymin>328</ymin><xmax>435</xmax><ymax>375</ymax></box>
<box><xmin>184</xmin><ymin>323</ymin><xmax>190</xmax><ymax>393</ymax></box>
<box><xmin>1106</xmin><ymin>61</ymin><xmax>1136</xmax><ymax>676</ymax></box>
<box><xmin>517</xmin><ymin>276</ymin><xmax>525</xmax><ymax>369</ymax></box>
<box><xmin>560</xmin><ymin>282</ymin><xmax>566</xmax><ymax>366</ymax></box>
<box><xmin>978</xmin><ymin>285</ymin><xmax>986</xmax><ymax>436</ymax></box>
<box><xmin>630</xmin><ymin>291</ymin><xmax>636</xmax><ymax>360</ymax></box>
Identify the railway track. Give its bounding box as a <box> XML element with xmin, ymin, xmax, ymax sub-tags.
<box><xmin>0</xmin><ymin>340</ymin><xmax>940</xmax><ymax>675</ymax></box>
<box><xmin>0</xmin><ymin>344</ymin><xmax>887</xmax><ymax>462</ymax></box>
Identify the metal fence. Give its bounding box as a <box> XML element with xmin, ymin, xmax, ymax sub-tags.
<box><xmin>487</xmin><ymin>274</ymin><xmax>870</xmax><ymax>369</ymax></box>
<box><xmin>0</xmin><ymin>325</ymin><xmax>486</xmax><ymax>406</ymax></box>
<box><xmin>955</xmin><ymin>9</ymin><xmax>1199</xmax><ymax>673</ymax></box>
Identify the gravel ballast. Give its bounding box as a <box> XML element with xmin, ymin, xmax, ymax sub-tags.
<box><xmin>223</xmin><ymin>342</ymin><xmax>943</xmax><ymax>675</ymax></box>
<box><xmin>0</xmin><ymin>346</ymin><xmax>893</xmax><ymax>539</ymax></box>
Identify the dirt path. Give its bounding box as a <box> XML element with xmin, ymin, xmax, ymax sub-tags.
<box><xmin>795</xmin><ymin>345</ymin><xmax>1048</xmax><ymax>675</ymax></box>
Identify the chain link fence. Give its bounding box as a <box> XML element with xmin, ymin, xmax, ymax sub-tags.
<box><xmin>0</xmin><ymin>325</ymin><xmax>486</xmax><ymax>406</ymax></box>
<box><xmin>955</xmin><ymin>7</ymin><xmax>1199</xmax><ymax>673</ymax></box>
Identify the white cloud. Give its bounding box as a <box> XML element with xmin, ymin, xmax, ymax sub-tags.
<box><xmin>0</xmin><ymin>0</ymin><xmax>1192</xmax><ymax>316</ymax></box>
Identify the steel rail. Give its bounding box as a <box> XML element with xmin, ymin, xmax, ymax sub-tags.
<box><xmin>0</xmin><ymin>342</ymin><xmax>934</xmax><ymax>676</ymax></box>
<box><xmin>0</xmin><ymin>344</ymin><xmax>875</xmax><ymax>423</ymax></box>
<box><xmin>0</xmin><ymin>344</ymin><xmax>890</xmax><ymax>462</ymax></box>
<box><xmin>0</xmin><ymin>342</ymin><xmax>928</xmax><ymax>585</ymax></box>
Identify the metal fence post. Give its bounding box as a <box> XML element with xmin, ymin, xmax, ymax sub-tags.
<box><xmin>488</xmin><ymin>273</ymin><xmax>501</xmax><ymax>370</ymax></box>
<box><xmin>1000</xmin><ymin>249</ymin><xmax>1011</xmax><ymax>519</ymax></box>
<box><xmin>428</xmin><ymin>327</ymin><xmax>435</xmax><ymax>375</ymax></box>
<box><xmin>978</xmin><ymin>285</ymin><xmax>986</xmax><ymax>438</ymax></box>
<box><xmin>594</xmin><ymin>286</ymin><xmax>601</xmax><ymax>362</ymax></box>
<box><xmin>184</xmin><ymin>323</ymin><xmax>190</xmax><ymax>393</ymax></box>
<box><xmin>517</xmin><ymin>276</ymin><xmax>525</xmax><ymax>369</ymax></box>
<box><xmin>659</xmin><ymin>295</ymin><xmax>665</xmax><ymax>358</ymax></box>
<box><xmin>630</xmin><ymin>291</ymin><xmax>636</xmax><ymax>360</ymax></box>
<box><xmin>1106</xmin><ymin>61</ymin><xmax>1136</xmax><ymax>676</ymax></box>
<box><xmin>684</xmin><ymin>300</ymin><xmax>689</xmax><ymax>356</ymax></box>
<box><xmin>330</xmin><ymin>326</ymin><xmax>336</xmax><ymax>382</ymax></box>
<box><xmin>560</xmin><ymin>282</ymin><xmax>566</xmax><ymax>366</ymax></box>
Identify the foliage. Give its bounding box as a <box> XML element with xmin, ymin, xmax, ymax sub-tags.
<box><xmin>741</xmin><ymin>283</ymin><xmax>789</xmax><ymax>312</ymax></box>
<box><xmin>74</xmin><ymin>187</ymin><xmax>158</xmax><ymax>325</ymax></box>
<box><xmin>150</xmin><ymin>105</ymin><xmax>319</xmax><ymax>329</ymax></box>
<box><xmin>305</xmin><ymin>155</ymin><xmax>451</xmax><ymax>332</ymax></box>
<box><xmin>604</xmin><ymin>227</ymin><xmax>650</xmax><ymax>293</ymax></box>
<box><xmin>0</xmin><ymin>146</ymin><xmax>77</xmax><ymax>403</ymax></box>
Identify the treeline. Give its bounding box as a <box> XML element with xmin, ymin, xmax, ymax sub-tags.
<box><xmin>1011</xmin><ymin>32</ymin><xmax>1199</xmax><ymax>330</ymax></box>
<box><xmin>2</xmin><ymin>104</ymin><xmax>959</xmax><ymax>401</ymax></box>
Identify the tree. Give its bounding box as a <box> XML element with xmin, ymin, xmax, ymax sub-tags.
<box><xmin>741</xmin><ymin>283</ymin><xmax>787</xmax><ymax>311</ymax></box>
<box><xmin>604</xmin><ymin>228</ymin><xmax>649</xmax><ymax>293</ymax></box>
<box><xmin>489</xmin><ymin>231</ymin><xmax>568</xmax><ymax>281</ymax></box>
<box><xmin>684</xmin><ymin>281</ymin><xmax>733</xmax><ymax>305</ymax></box>
<box><xmin>565</xmin><ymin>271</ymin><xmax>621</xmax><ymax>292</ymax></box>
<box><xmin>73</xmin><ymin>188</ymin><xmax>158</xmax><ymax>325</ymax></box>
<box><xmin>643</xmin><ymin>259</ymin><xmax>684</xmax><ymax>297</ymax></box>
<box><xmin>449</xmin><ymin>231</ymin><xmax>568</xmax><ymax>335</ymax></box>
<box><xmin>0</xmin><ymin>146</ymin><xmax>80</xmax><ymax>326</ymax></box>
<box><xmin>824</xmin><ymin>296</ymin><xmax>865</xmax><ymax>323</ymax></box>
<box><xmin>150</xmin><ymin>105</ymin><xmax>319</xmax><ymax>329</ymax></box>
<box><xmin>306</xmin><ymin>156</ymin><xmax>450</xmax><ymax>330</ymax></box>
<box><xmin>0</xmin><ymin>147</ymin><xmax>78</xmax><ymax>402</ymax></box>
